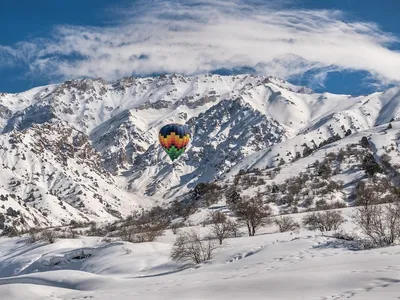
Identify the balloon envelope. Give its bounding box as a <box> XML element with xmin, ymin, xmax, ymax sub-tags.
<box><xmin>158</xmin><ymin>123</ymin><xmax>191</xmax><ymax>161</ymax></box>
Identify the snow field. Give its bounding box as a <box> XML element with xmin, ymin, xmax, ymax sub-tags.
<box><xmin>0</xmin><ymin>207</ymin><xmax>399</xmax><ymax>300</ymax></box>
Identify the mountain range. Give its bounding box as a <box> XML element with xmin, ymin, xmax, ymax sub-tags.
<box><xmin>0</xmin><ymin>74</ymin><xmax>399</xmax><ymax>230</ymax></box>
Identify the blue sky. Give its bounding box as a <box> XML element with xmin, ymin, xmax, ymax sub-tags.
<box><xmin>0</xmin><ymin>0</ymin><xmax>399</xmax><ymax>95</ymax></box>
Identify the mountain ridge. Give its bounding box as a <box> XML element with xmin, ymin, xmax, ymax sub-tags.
<box><xmin>0</xmin><ymin>73</ymin><xmax>399</xmax><ymax>231</ymax></box>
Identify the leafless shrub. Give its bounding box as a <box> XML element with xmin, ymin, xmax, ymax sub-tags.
<box><xmin>69</xmin><ymin>220</ymin><xmax>88</xmax><ymax>228</ymax></box>
<box><xmin>132</xmin><ymin>229</ymin><xmax>164</xmax><ymax>243</ymax></box>
<box><xmin>169</xmin><ymin>199</ymin><xmax>197</xmax><ymax>219</ymax></box>
<box><xmin>101</xmin><ymin>237</ymin><xmax>113</xmax><ymax>243</ymax></box>
<box><xmin>119</xmin><ymin>226</ymin><xmax>135</xmax><ymax>242</ymax></box>
<box><xmin>314</xmin><ymin>199</ymin><xmax>327</xmax><ymax>210</ymax></box>
<box><xmin>209</xmin><ymin>211</ymin><xmax>239</xmax><ymax>244</ymax></box>
<box><xmin>302</xmin><ymin>210</ymin><xmax>345</xmax><ymax>232</ymax></box>
<box><xmin>315</xmin><ymin>200</ymin><xmax>347</xmax><ymax>210</ymax></box>
<box><xmin>26</xmin><ymin>233</ymin><xmax>38</xmax><ymax>244</ymax></box>
<box><xmin>25</xmin><ymin>227</ymin><xmax>76</xmax><ymax>244</ymax></box>
<box><xmin>276</xmin><ymin>194</ymin><xmax>295</xmax><ymax>206</ymax></box>
<box><xmin>380</xmin><ymin>153</ymin><xmax>392</xmax><ymax>170</ymax></box>
<box><xmin>257</xmin><ymin>178</ymin><xmax>266</xmax><ymax>186</ymax></box>
<box><xmin>192</xmin><ymin>182</ymin><xmax>223</xmax><ymax>206</ymax></box>
<box><xmin>353</xmin><ymin>202</ymin><xmax>400</xmax><ymax>247</ymax></box>
<box><xmin>57</xmin><ymin>229</ymin><xmax>79</xmax><ymax>239</ymax></box>
<box><xmin>1</xmin><ymin>225</ymin><xmax>20</xmax><ymax>237</ymax></box>
<box><xmin>229</xmin><ymin>194</ymin><xmax>272</xmax><ymax>236</ymax></box>
<box><xmin>225</xmin><ymin>187</ymin><xmax>241</xmax><ymax>208</ymax></box>
<box><xmin>274</xmin><ymin>216</ymin><xmax>300</xmax><ymax>232</ymax></box>
<box><xmin>118</xmin><ymin>219</ymin><xmax>166</xmax><ymax>243</ymax></box>
<box><xmin>315</xmin><ymin>161</ymin><xmax>332</xmax><ymax>179</ymax></box>
<box><xmin>41</xmin><ymin>230</ymin><xmax>57</xmax><ymax>244</ymax></box>
<box><xmin>337</xmin><ymin>148</ymin><xmax>346</xmax><ymax>162</ymax></box>
<box><xmin>326</xmin><ymin>180</ymin><xmax>344</xmax><ymax>193</ymax></box>
<box><xmin>185</xmin><ymin>220</ymin><xmax>195</xmax><ymax>227</ymax></box>
<box><xmin>355</xmin><ymin>178</ymin><xmax>398</xmax><ymax>207</ymax></box>
<box><xmin>85</xmin><ymin>222</ymin><xmax>108</xmax><ymax>236</ymax></box>
<box><xmin>123</xmin><ymin>246</ymin><xmax>132</xmax><ymax>254</ymax></box>
<box><xmin>170</xmin><ymin>229</ymin><xmax>218</xmax><ymax>264</ymax></box>
<box><xmin>302</xmin><ymin>195</ymin><xmax>314</xmax><ymax>208</ymax></box>
<box><xmin>332</xmin><ymin>230</ymin><xmax>354</xmax><ymax>241</ymax></box>
<box><xmin>24</xmin><ymin>227</ymin><xmax>41</xmax><ymax>244</ymax></box>
<box><xmin>267</xmin><ymin>193</ymin><xmax>278</xmax><ymax>204</ymax></box>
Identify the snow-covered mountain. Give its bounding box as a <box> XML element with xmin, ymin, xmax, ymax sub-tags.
<box><xmin>0</xmin><ymin>74</ymin><xmax>400</xmax><ymax>230</ymax></box>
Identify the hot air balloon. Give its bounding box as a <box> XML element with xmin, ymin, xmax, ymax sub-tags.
<box><xmin>159</xmin><ymin>123</ymin><xmax>191</xmax><ymax>162</ymax></box>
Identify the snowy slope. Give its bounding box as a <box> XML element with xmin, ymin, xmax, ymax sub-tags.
<box><xmin>0</xmin><ymin>209</ymin><xmax>400</xmax><ymax>300</ymax></box>
<box><xmin>226</xmin><ymin>118</ymin><xmax>400</xmax><ymax>175</ymax></box>
<box><xmin>0</xmin><ymin>121</ymin><xmax>154</xmax><ymax>231</ymax></box>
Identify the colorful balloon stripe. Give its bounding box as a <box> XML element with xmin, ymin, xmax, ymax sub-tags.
<box><xmin>159</xmin><ymin>132</ymin><xmax>190</xmax><ymax>150</ymax></box>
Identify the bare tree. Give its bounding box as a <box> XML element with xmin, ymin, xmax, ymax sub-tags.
<box><xmin>209</xmin><ymin>211</ymin><xmax>239</xmax><ymax>244</ymax></box>
<box><xmin>302</xmin><ymin>210</ymin><xmax>345</xmax><ymax>232</ymax></box>
<box><xmin>171</xmin><ymin>230</ymin><xmax>219</xmax><ymax>264</ymax></box>
<box><xmin>133</xmin><ymin>229</ymin><xmax>164</xmax><ymax>243</ymax></box>
<box><xmin>353</xmin><ymin>202</ymin><xmax>400</xmax><ymax>247</ymax></box>
<box><xmin>25</xmin><ymin>228</ymin><xmax>41</xmax><ymax>244</ymax></box>
<box><xmin>274</xmin><ymin>216</ymin><xmax>300</xmax><ymax>232</ymax></box>
<box><xmin>41</xmin><ymin>230</ymin><xmax>57</xmax><ymax>244</ymax></box>
<box><xmin>229</xmin><ymin>194</ymin><xmax>272</xmax><ymax>236</ymax></box>
<box><xmin>321</xmin><ymin>210</ymin><xmax>345</xmax><ymax>231</ymax></box>
<box><xmin>355</xmin><ymin>179</ymin><xmax>397</xmax><ymax>207</ymax></box>
<box><xmin>119</xmin><ymin>226</ymin><xmax>135</xmax><ymax>242</ymax></box>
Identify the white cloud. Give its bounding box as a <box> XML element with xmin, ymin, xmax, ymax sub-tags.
<box><xmin>2</xmin><ymin>0</ymin><xmax>400</xmax><ymax>88</ymax></box>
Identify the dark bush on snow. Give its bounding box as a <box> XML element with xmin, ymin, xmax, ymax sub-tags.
<box><xmin>274</xmin><ymin>216</ymin><xmax>300</xmax><ymax>232</ymax></box>
<box><xmin>302</xmin><ymin>210</ymin><xmax>345</xmax><ymax>232</ymax></box>
<box><xmin>171</xmin><ymin>229</ymin><xmax>218</xmax><ymax>264</ymax></box>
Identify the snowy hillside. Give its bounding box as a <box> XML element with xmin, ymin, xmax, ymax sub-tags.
<box><xmin>0</xmin><ymin>74</ymin><xmax>400</xmax><ymax>229</ymax></box>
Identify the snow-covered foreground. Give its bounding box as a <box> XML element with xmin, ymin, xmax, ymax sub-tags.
<box><xmin>1</xmin><ymin>217</ymin><xmax>400</xmax><ymax>300</ymax></box>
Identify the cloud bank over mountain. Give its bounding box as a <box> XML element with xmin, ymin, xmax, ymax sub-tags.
<box><xmin>1</xmin><ymin>0</ymin><xmax>400</xmax><ymax>89</ymax></box>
